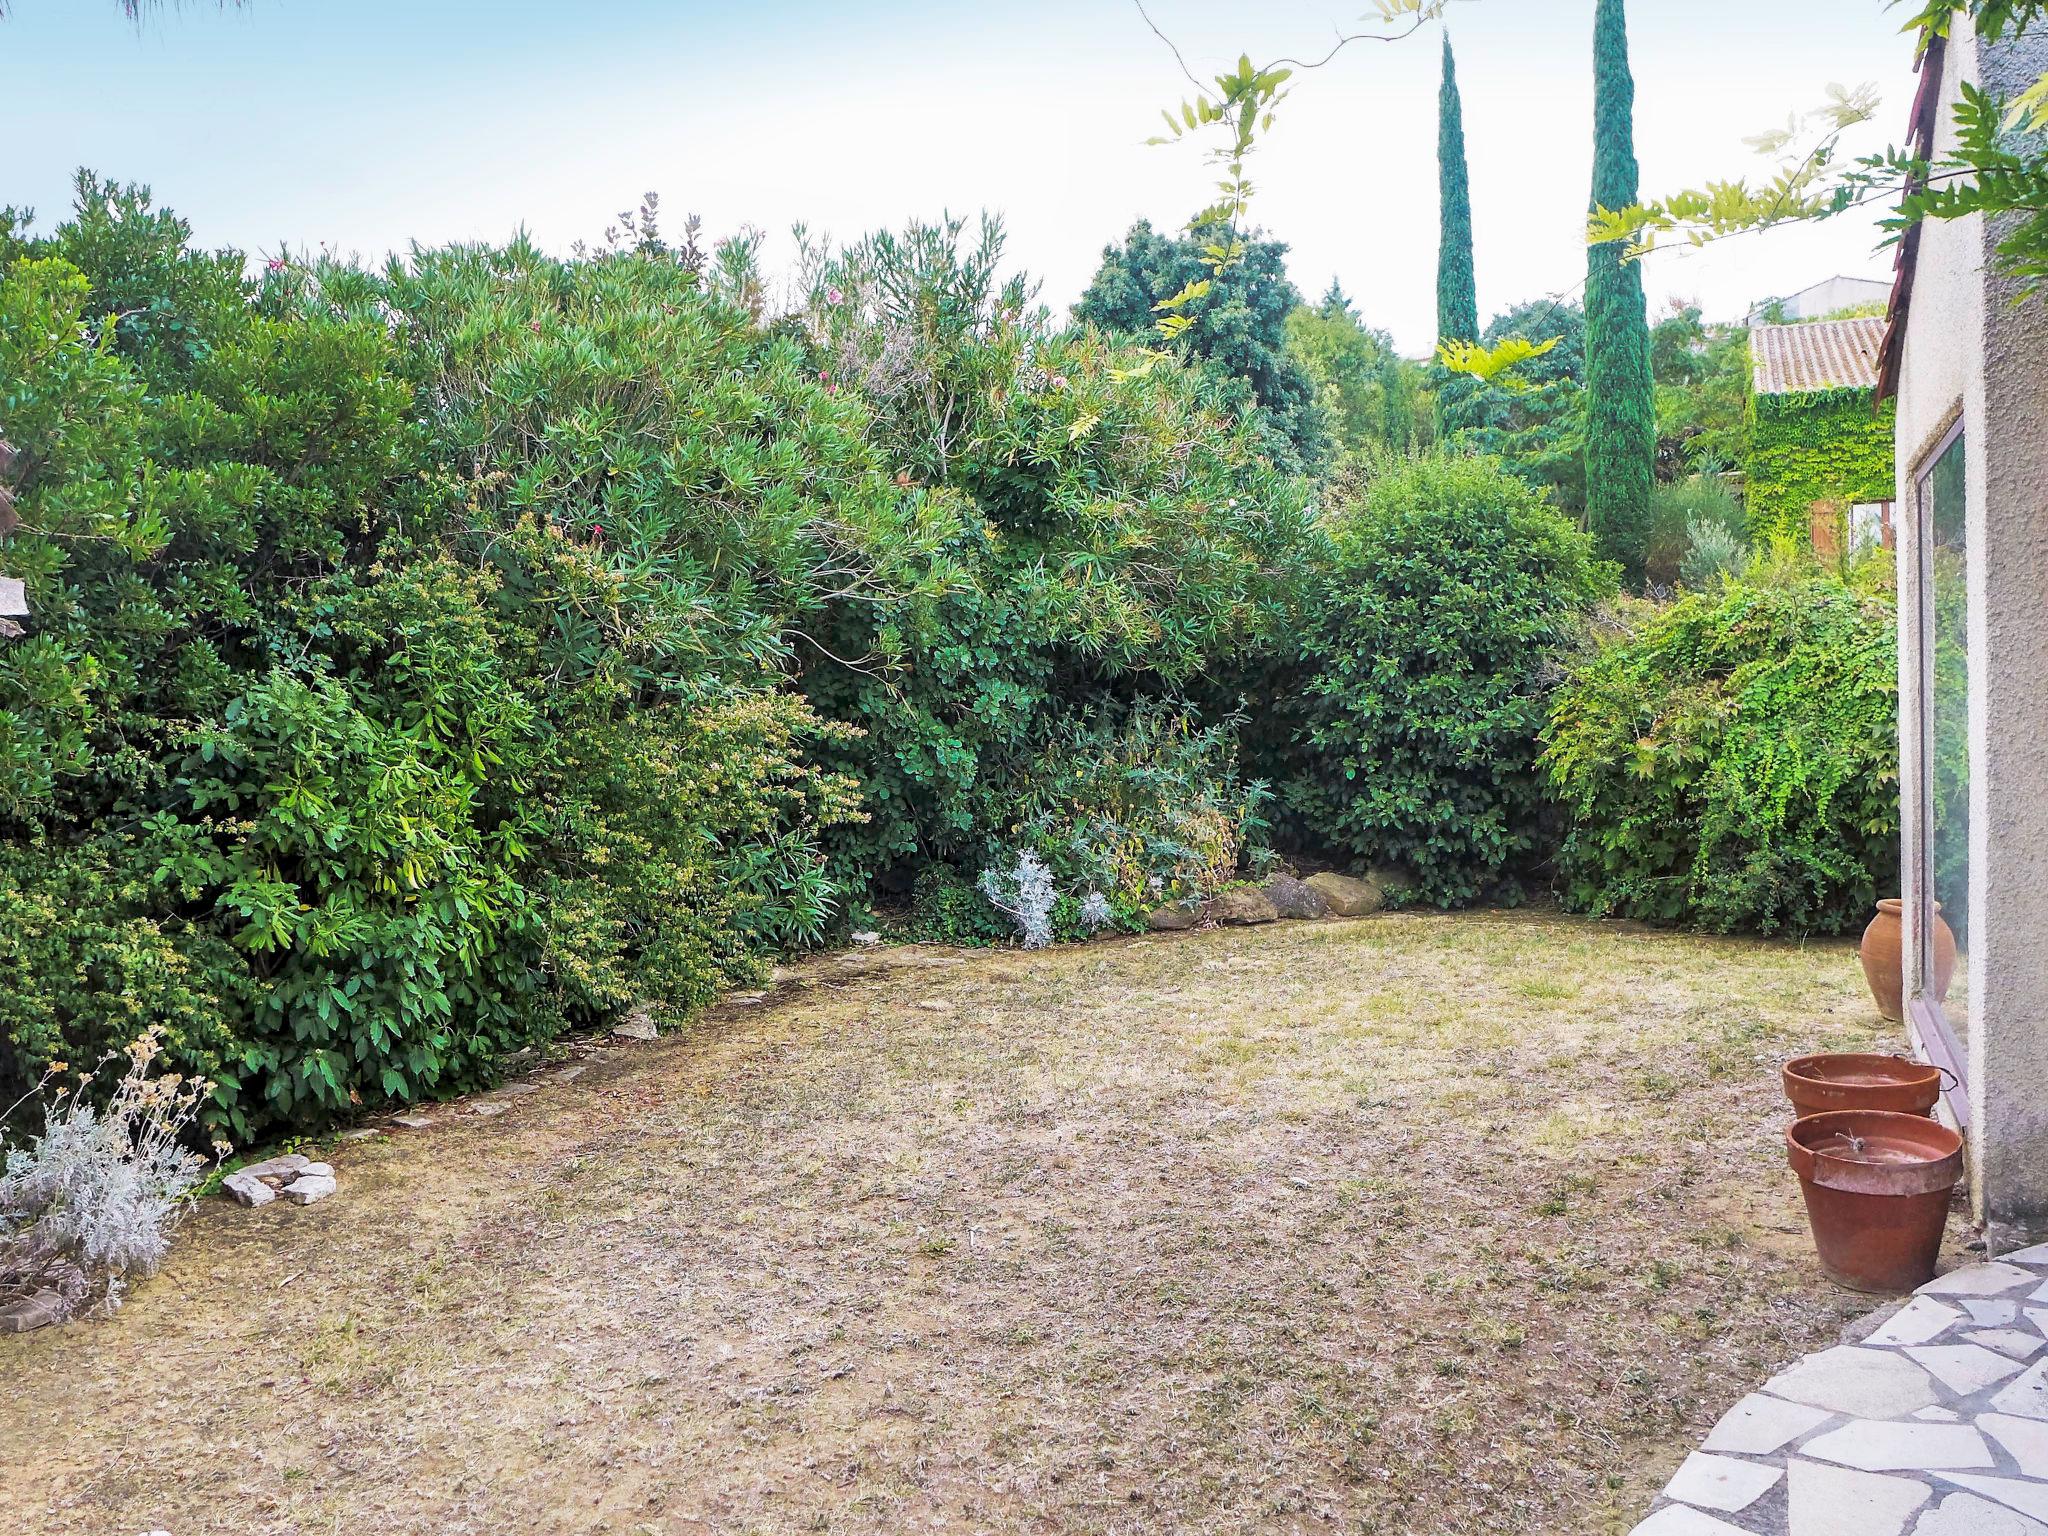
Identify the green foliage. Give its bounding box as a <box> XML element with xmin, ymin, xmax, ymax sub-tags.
<box><xmin>1649</xmin><ymin>302</ymin><xmax>1751</xmax><ymax>475</ymax></box>
<box><xmin>1284</xmin><ymin>455</ymin><xmax>1613</xmax><ymax>905</ymax></box>
<box><xmin>1744</xmin><ymin>386</ymin><xmax>1896</xmax><ymax>545</ymax></box>
<box><xmin>1074</xmin><ymin>218</ymin><xmax>1328</xmax><ymax>472</ymax></box>
<box><xmin>1437</xmin><ymin>33</ymin><xmax>1479</xmax><ymax>349</ymax></box>
<box><xmin>802</xmin><ymin>217</ymin><xmax>1314</xmax><ymax>890</ymax></box>
<box><xmin>1680</xmin><ymin>517</ymin><xmax>1748</xmax><ymax>589</ymax></box>
<box><xmin>1585</xmin><ymin>0</ymin><xmax>1657</xmax><ymax>585</ymax></box>
<box><xmin>1545</xmin><ymin>573</ymin><xmax>1899</xmax><ymax>934</ymax></box>
<box><xmin>0</xmin><ymin>178</ymin><xmax>903</xmax><ymax>1140</ymax></box>
<box><xmin>999</xmin><ymin>704</ymin><xmax>1270</xmax><ymax>926</ymax></box>
<box><xmin>1456</xmin><ymin>298</ymin><xmax>1588</xmax><ymax>513</ymax></box>
<box><xmin>1285</xmin><ymin>283</ymin><xmax>1431</xmax><ymax>460</ymax></box>
<box><xmin>1646</xmin><ymin>473</ymin><xmax>1745</xmax><ymax>588</ymax></box>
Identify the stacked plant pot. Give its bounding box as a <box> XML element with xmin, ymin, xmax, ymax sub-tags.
<box><xmin>1780</xmin><ymin>1052</ymin><xmax>1962</xmax><ymax>1292</ymax></box>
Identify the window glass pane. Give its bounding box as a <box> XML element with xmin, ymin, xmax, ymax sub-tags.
<box><xmin>1924</xmin><ymin>430</ymin><xmax>1969</xmax><ymax>1036</ymax></box>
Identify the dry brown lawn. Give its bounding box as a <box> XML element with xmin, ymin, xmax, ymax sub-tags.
<box><xmin>0</xmin><ymin>909</ymin><xmax>1934</xmax><ymax>1536</ymax></box>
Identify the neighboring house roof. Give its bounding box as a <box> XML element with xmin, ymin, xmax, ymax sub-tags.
<box><xmin>1746</xmin><ymin>275</ymin><xmax>1891</xmax><ymax>324</ymax></box>
<box><xmin>1751</xmin><ymin>316</ymin><xmax>1886</xmax><ymax>394</ymax></box>
<box><xmin>1876</xmin><ymin>33</ymin><xmax>1949</xmax><ymax>402</ymax></box>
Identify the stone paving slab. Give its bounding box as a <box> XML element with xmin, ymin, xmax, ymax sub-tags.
<box><xmin>1631</xmin><ymin>1245</ymin><xmax>2048</xmax><ymax>1535</ymax></box>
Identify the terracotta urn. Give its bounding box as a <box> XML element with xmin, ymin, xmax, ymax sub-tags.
<box><xmin>1858</xmin><ymin>899</ymin><xmax>1957</xmax><ymax>1021</ymax></box>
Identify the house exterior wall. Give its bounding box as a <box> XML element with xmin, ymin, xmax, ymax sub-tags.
<box><xmin>1895</xmin><ymin>27</ymin><xmax>2048</xmax><ymax>1251</ymax></box>
<box><xmin>1748</xmin><ymin>274</ymin><xmax>1891</xmax><ymax>325</ymax></box>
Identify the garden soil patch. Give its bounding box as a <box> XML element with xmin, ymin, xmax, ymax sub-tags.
<box><xmin>0</xmin><ymin>910</ymin><xmax>1956</xmax><ymax>1535</ymax></box>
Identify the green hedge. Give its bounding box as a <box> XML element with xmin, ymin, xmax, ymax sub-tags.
<box><xmin>1544</xmin><ymin>574</ymin><xmax>1899</xmax><ymax>935</ymax></box>
<box><xmin>1743</xmin><ymin>388</ymin><xmax>1894</xmax><ymax>545</ymax></box>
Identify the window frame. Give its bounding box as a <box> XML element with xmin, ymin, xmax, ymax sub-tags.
<box><xmin>1907</xmin><ymin>413</ymin><xmax>1969</xmax><ymax>1128</ymax></box>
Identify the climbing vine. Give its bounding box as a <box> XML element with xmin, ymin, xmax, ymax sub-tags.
<box><xmin>1743</xmin><ymin>388</ymin><xmax>1896</xmax><ymax>545</ymax></box>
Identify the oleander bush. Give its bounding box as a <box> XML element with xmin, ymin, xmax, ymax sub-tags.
<box><xmin>1544</xmin><ymin>568</ymin><xmax>1899</xmax><ymax>934</ymax></box>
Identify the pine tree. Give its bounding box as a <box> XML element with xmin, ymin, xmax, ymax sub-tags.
<box><xmin>1584</xmin><ymin>0</ymin><xmax>1656</xmax><ymax>584</ymax></box>
<box><xmin>1436</xmin><ymin>32</ymin><xmax>1477</xmax><ymax>347</ymax></box>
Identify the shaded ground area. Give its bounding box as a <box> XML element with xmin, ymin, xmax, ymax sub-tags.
<box><xmin>0</xmin><ymin>909</ymin><xmax>1936</xmax><ymax>1535</ymax></box>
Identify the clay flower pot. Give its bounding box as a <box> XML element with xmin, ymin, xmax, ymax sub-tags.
<box><xmin>1787</xmin><ymin>1110</ymin><xmax>1963</xmax><ymax>1293</ymax></box>
<box><xmin>1859</xmin><ymin>899</ymin><xmax>1958</xmax><ymax>1020</ymax></box>
<box><xmin>1782</xmin><ymin>1053</ymin><xmax>1943</xmax><ymax>1119</ymax></box>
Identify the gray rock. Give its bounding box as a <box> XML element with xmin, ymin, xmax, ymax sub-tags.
<box><xmin>1263</xmin><ymin>874</ymin><xmax>1330</xmax><ymax>919</ymax></box>
<box><xmin>389</xmin><ymin>1114</ymin><xmax>436</xmax><ymax>1130</ymax></box>
<box><xmin>468</xmin><ymin>1101</ymin><xmax>510</xmax><ymax>1117</ymax></box>
<box><xmin>612</xmin><ymin>1008</ymin><xmax>658</xmax><ymax>1042</ymax></box>
<box><xmin>0</xmin><ymin>1288</ymin><xmax>68</xmax><ymax>1334</ymax></box>
<box><xmin>851</xmin><ymin>930</ymin><xmax>881</xmax><ymax>946</ymax></box>
<box><xmin>222</xmin><ymin>1171</ymin><xmax>277</xmax><ymax>1207</ymax></box>
<box><xmin>1210</xmin><ymin>888</ymin><xmax>1280</xmax><ymax>926</ymax></box>
<box><xmin>283</xmin><ymin>1173</ymin><xmax>337</xmax><ymax>1205</ymax></box>
<box><xmin>236</xmin><ymin>1153</ymin><xmax>312</xmax><ymax>1182</ymax></box>
<box><xmin>1146</xmin><ymin>902</ymin><xmax>1201</xmax><ymax>932</ymax></box>
<box><xmin>1303</xmin><ymin>872</ymin><xmax>1383</xmax><ymax>918</ymax></box>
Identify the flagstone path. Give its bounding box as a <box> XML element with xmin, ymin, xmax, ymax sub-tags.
<box><xmin>1631</xmin><ymin>1243</ymin><xmax>2048</xmax><ymax>1535</ymax></box>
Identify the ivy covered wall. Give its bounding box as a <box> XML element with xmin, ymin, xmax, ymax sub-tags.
<box><xmin>1744</xmin><ymin>387</ymin><xmax>1897</xmax><ymax>545</ymax></box>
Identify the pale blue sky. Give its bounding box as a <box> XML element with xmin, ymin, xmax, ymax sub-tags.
<box><xmin>1</xmin><ymin>0</ymin><xmax>1920</xmax><ymax>353</ymax></box>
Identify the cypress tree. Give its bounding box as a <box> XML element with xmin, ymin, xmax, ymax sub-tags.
<box><xmin>1436</xmin><ymin>31</ymin><xmax>1478</xmax><ymax>347</ymax></box>
<box><xmin>1584</xmin><ymin>0</ymin><xmax>1656</xmax><ymax>583</ymax></box>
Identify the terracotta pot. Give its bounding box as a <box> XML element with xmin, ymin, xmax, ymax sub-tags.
<box><xmin>1859</xmin><ymin>899</ymin><xmax>1958</xmax><ymax>1020</ymax></box>
<box><xmin>1782</xmin><ymin>1053</ymin><xmax>1943</xmax><ymax>1119</ymax></box>
<box><xmin>1787</xmin><ymin>1110</ymin><xmax>1963</xmax><ymax>1293</ymax></box>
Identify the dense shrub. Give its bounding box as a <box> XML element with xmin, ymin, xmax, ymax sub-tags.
<box><xmin>1645</xmin><ymin>473</ymin><xmax>1744</xmax><ymax>588</ymax></box>
<box><xmin>1545</xmin><ymin>572</ymin><xmax>1898</xmax><ymax>934</ymax></box>
<box><xmin>0</xmin><ymin>182</ymin><xmax>930</xmax><ymax>1138</ymax></box>
<box><xmin>1283</xmin><ymin>455</ymin><xmax>1612</xmax><ymax>905</ymax></box>
<box><xmin>794</xmin><ymin>218</ymin><xmax>1313</xmax><ymax>890</ymax></box>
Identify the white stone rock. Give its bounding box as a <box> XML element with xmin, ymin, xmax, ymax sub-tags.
<box><xmin>1936</xmin><ymin>1475</ymin><xmax>2048</xmax><ymax>1524</ymax></box>
<box><xmin>296</xmin><ymin>1162</ymin><xmax>333</xmax><ymax>1179</ymax></box>
<box><xmin>1982</xmin><ymin>1413</ymin><xmax>2048</xmax><ymax>1478</ymax></box>
<box><xmin>468</xmin><ymin>1101</ymin><xmax>510</xmax><ymax>1117</ymax></box>
<box><xmin>1703</xmin><ymin>1393</ymin><xmax>1834</xmax><ymax>1455</ymax></box>
<box><xmin>1912</xmin><ymin>1491</ymin><xmax>2048</xmax><ymax>1536</ymax></box>
<box><xmin>2026</xmin><ymin>1307</ymin><xmax>2048</xmax><ymax>1338</ymax></box>
<box><xmin>1966</xmin><ymin>1300</ymin><xmax>2024</xmax><ymax>1326</ymax></box>
<box><xmin>612</xmin><ymin>1011</ymin><xmax>658</xmax><ymax>1041</ymax></box>
<box><xmin>2003</xmin><ymin>1243</ymin><xmax>2048</xmax><ymax>1267</ymax></box>
<box><xmin>1908</xmin><ymin>1343</ymin><xmax>2029</xmax><ymax>1395</ymax></box>
<box><xmin>236</xmin><ymin>1153</ymin><xmax>312</xmax><ymax>1181</ymax></box>
<box><xmin>1917</xmin><ymin>1407</ymin><xmax>1963</xmax><ymax>1421</ymax></box>
<box><xmin>2032</xmin><ymin>1283</ymin><xmax>2048</xmax><ymax>1303</ymax></box>
<box><xmin>851</xmin><ymin>931</ymin><xmax>881</xmax><ymax>946</ymax></box>
<box><xmin>1874</xmin><ymin>1298</ymin><xmax>1968</xmax><ymax>1347</ymax></box>
<box><xmin>283</xmin><ymin>1173</ymin><xmax>336</xmax><ymax>1205</ymax></box>
<box><xmin>1923</xmin><ymin>1264</ymin><xmax>2042</xmax><ymax>1298</ymax></box>
<box><xmin>1799</xmin><ymin>1420</ymin><xmax>1993</xmax><ymax>1473</ymax></box>
<box><xmin>1662</xmin><ymin>1451</ymin><xmax>1783</xmax><ymax>1512</ymax></box>
<box><xmin>1629</xmin><ymin>1505</ymin><xmax>1753</xmax><ymax>1536</ymax></box>
<box><xmin>222</xmin><ymin>1171</ymin><xmax>276</xmax><ymax>1207</ymax></box>
<box><xmin>1991</xmin><ymin>1360</ymin><xmax>2048</xmax><ymax>1421</ymax></box>
<box><xmin>1970</xmin><ymin>1329</ymin><xmax>2048</xmax><ymax>1361</ymax></box>
<box><xmin>1787</xmin><ymin>1459</ymin><xmax>1933</xmax><ymax>1536</ymax></box>
<box><xmin>1768</xmin><ymin>1347</ymin><xmax>1945</xmax><ymax>1419</ymax></box>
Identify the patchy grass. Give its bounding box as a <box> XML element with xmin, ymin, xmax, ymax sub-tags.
<box><xmin>0</xmin><ymin>909</ymin><xmax>1941</xmax><ymax>1535</ymax></box>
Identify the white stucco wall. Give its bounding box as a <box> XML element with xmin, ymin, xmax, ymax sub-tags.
<box><xmin>1896</xmin><ymin>28</ymin><xmax>2048</xmax><ymax>1251</ymax></box>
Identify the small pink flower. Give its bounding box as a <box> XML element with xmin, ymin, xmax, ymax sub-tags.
<box><xmin>826</xmin><ymin>286</ymin><xmax>844</xmax><ymax>306</ymax></box>
<box><xmin>266</xmin><ymin>258</ymin><xmax>287</xmax><ymax>272</ymax></box>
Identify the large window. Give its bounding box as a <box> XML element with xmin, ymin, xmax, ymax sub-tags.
<box><xmin>1916</xmin><ymin>421</ymin><xmax>1969</xmax><ymax>1053</ymax></box>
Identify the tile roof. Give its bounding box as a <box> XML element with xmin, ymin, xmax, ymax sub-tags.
<box><xmin>1751</xmin><ymin>316</ymin><xmax>1886</xmax><ymax>395</ymax></box>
